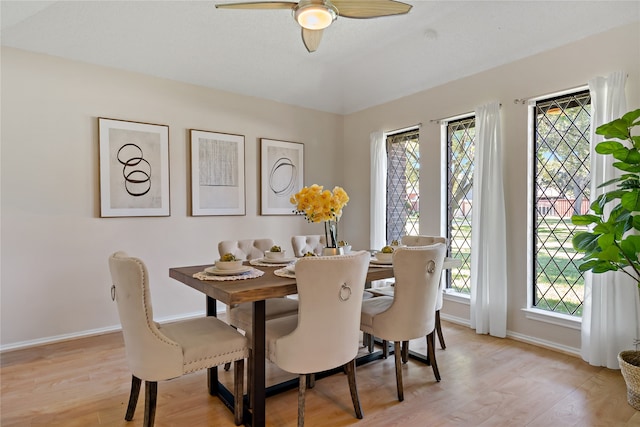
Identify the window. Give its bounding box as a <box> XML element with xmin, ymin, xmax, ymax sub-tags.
<box><xmin>386</xmin><ymin>129</ymin><xmax>419</xmax><ymax>243</ymax></box>
<box><xmin>532</xmin><ymin>90</ymin><xmax>591</xmax><ymax>316</ymax></box>
<box><xmin>445</xmin><ymin>117</ymin><xmax>475</xmax><ymax>294</ymax></box>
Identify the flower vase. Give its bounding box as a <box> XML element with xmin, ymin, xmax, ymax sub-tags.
<box><xmin>322</xmin><ymin>247</ymin><xmax>344</xmax><ymax>256</ymax></box>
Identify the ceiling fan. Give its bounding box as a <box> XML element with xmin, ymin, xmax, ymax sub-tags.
<box><xmin>215</xmin><ymin>0</ymin><xmax>412</xmax><ymax>53</ymax></box>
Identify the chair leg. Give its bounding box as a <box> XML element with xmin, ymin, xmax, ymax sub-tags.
<box><xmin>233</xmin><ymin>359</ymin><xmax>244</xmax><ymax>426</ymax></box>
<box><xmin>307</xmin><ymin>373</ymin><xmax>315</xmax><ymax>389</ymax></box>
<box><xmin>247</xmin><ymin>349</ymin><xmax>253</xmax><ymax>410</ymax></box>
<box><xmin>427</xmin><ymin>331</ymin><xmax>441</xmax><ymax>382</ymax></box>
<box><xmin>125</xmin><ymin>375</ymin><xmax>142</xmax><ymax>421</ymax></box>
<box><xmin>401</xmin><ymin>340</ymin><xmax>409</xmax><ymax>364</ymax></box>
<box><xmin>435</xmin><ymin>310</ymin><xmax>446</xmax><ymax>349</ymax></box>
<box><xmin>298</xmin><ymin>374</ymin><xmax>307</xmax><ymax>427</ymax></box>
<box><xmin>144</xmin><ymin>381</ymin><xmax>157</xmax><ymax>427</ymax></box>
<box><xmin>345</xmin><ymin>358</ymin><xmax>363</xmax><ymax>419</ymax></box>
<box><xmin>382</xmin><ymin>340</ymin><xmax>389</xmax><ymax>359</ymax></box>
<box><xmin>393</xmin><ymin>341</ymin><xmax>404</xmax><ymax>401</ymax></box>
<box><xmin>225</xmin><ymin>324</ymin><xmax>240</xmax><ymax>371</ymax></box>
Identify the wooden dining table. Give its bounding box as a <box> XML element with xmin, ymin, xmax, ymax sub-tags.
<box><xmin>169</xmin><ymin>261</ymin><xmax>395</xmax><ymax>427</ymax></box>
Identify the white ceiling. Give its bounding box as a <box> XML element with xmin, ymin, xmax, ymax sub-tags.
<box><xmin>2</xmin><ymin>1</ymin><xmax>639</xmax><ymax>114</ymax></box>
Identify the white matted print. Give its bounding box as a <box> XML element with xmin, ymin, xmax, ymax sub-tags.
<box><xmin>99</xmin><ymin>118</ymin><xmax>170</xmax><ymax>217</ymax></box>
<box><xmin>260</xmin><ymin>138</ymin><xmax>304</xmax><ymax>215</ymax></box>
<box><xmin>190</xmin><ymin>130</ymin><xmax>245</xmax><ymax>216</ymax></box>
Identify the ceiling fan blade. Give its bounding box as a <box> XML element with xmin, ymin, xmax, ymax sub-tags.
<box><xmin>301</xmin><ymin>28</ymin><xmax>323</xmax><ymax>53</ymax></box>
<box><xmin>331</xmin><ymin>0</ymin><xmax>412</xmax><ymax>19</ymax></box>
<box><xmin>215</xmin><ymin>1</ymin><xmax>297</xmax><ymax>10</ymax></box>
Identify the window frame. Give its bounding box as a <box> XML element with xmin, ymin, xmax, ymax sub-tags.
<box><xmin>524</xmin><ymin>85</ymin><xmax>589</xmax><ymax>328</ymax></box>
<box><xmin>440</xmin><ymin>113</ymin><xmax>475</xmax><ymax>298</ymax></box>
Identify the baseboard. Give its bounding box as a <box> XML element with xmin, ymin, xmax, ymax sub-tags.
<box><xmin>0</xmin><ymin>309</ymin><xmax>217</xmax><ymax>353</ymax></box>
<box><xmin>506</xmin><ymin>330</ymin><xmax>581</xmax><ymax>357</ymax></box>
<box><xmin>439</xmin><ymin>312</ymin><xmax>581</xmax><ymax>357</ymax></box>
<box><xmin>2</xmin><ymin>308</ymin><xmax>581</xmax><ymax>357</ymax></box>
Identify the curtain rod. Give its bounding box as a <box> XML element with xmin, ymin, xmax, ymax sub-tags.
<box><xmin>514</xmin><ymin>83</ymin><xmax>591</xmax><ymax>105</ymax></box>
<box><xmin>386</xmin><ymin>123</ymin><xmax>422</xmax><ymax>135</ymax></box>
<box><xmin>430</xmin><ymin>103</ymin><xmax>502</xmax><ymax>125</ymax></box>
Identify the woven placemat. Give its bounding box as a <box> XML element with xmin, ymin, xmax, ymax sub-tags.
<box><xmin>193</xmin><ymin>268</ymin><xmax>264</xmax><ymax>281</ymax></box>
<box><xmin>249</xmin><ymin>258</ymin><xmax>296</xmax><ymax>267</ymax></box>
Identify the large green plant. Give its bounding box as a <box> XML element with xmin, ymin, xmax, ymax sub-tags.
<box><xmin>572</xmin><ymin>108</ymin><xmax>640</xmax><ymax>288</ymax></box>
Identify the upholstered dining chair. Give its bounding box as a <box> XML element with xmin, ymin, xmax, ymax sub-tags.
<box><xmin>401</xmin><ymin>235</ymin><xmax>448</xmax><ymax>350</ymax></box>
<box><xmin>290</xmin><ymin>235</ymin><xmax>326</xmax><ymax>257</ymax></box>
<box><xmin>218</xmin><ymin>239</ymin><xmax>299</xmax><ymax>368</ymax></box>
<box><xmin>108</xmin><ymin>251</ymin><xmax>248</xmax><ymax>426</ymax></box>
<box><xmin>264</xmin><ymin>251</ymin><xmax>370</xmax><ymax>427</ymax></box>
<box><xmin>218</xmin><ymin>238</ymin><xmax>276</xmax><ymax>261</ymax></box>
<box><xmin>360</xmin><ymin>244</ymin><xmax>446</xmax><ymax>402</ymax></box>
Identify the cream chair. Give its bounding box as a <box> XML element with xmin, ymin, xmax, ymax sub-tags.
<box><xmin>265</xmin><ymin>251</ymin><xmax>370</xmax><ymax>427</ymax></box>
<box><xmin>218</xmin><ymin>238</ymin><xmax>275</xmax><ymax>261</ymax></box>
<box><xmin>401</xmin><ymin>235</ymin><xmax>448</xmax><ymax>350</ymax></box>
<box><xmin>218</xmin><ymin>239</ymin><xmax>299</xmax><ymax>361</ymax></box>
<box><xmin>108</xmin><ymin>251</ymin><xmax>248</xmax><ymax>426</ymax></box>
<box><xmin>290</xmin><ymin>235</ymin><xmax>326</xmax><ymax>257</ymax></box>
<box><xmin>360</xmin><ymin>244</ymin><xmax>446</xmax><ymax>401</ymax></box>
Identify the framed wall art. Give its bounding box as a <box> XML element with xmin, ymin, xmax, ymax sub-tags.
<box><xmin>190</xmin><ymin>129</ymin><xmax>245</xmax><ymax>216</ymax></box>
<box><xmin>260</xmin><ymin>138</ymin><xmax>304</xmax><ymax>215</ymax></box>
<box><xmin>98</xmin><ymin>118</ymin><xmax>170</xmax><ymax>217</ymax></box>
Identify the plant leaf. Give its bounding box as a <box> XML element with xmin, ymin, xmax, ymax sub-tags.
<box><xmin>621</xmin><ymin>108</ymin><xmax>640</xmax><ymax>125</ymax></box>
<box><xmin>597</xmin><ymin>232</ymin><xmax>615</xmax><ymax>249</ymax></box>
<box><xmin>595</xmin><ymin>140</ymin><xmax>624</xmax><ymax>154</ymax></box>
<box><xmin>571</xmin><ymin>214</ymin><xmax>600</xmax><ymax>226</ymax></box>
<box><xmin>612</xmin><ymin>161</ymin><xmax>640</xmax><ymax>173</ymax></box>
<box><xmin>573</xmin><ymin>231</ymin><xmax>601</xmax><ymax>252</ymax></box>
<box><xmin>596</xmin><ymin>119</ymin><xmax>630</xmax><ymax>139</ymax></box>
<box><xmin>620</xmin><ymin>235</ymin><xmax>640</xmax><ymax>261</ymax></box>
<box><xmin>621</xmin><ymin>189</ymin><xmax>640</xmax><ymax>211</ymax></box>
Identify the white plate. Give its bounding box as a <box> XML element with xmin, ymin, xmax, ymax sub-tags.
<box><xmin>259</xmin><ymin>257</ymin><xmax>296</xmax><ymax>264</ymax></box>
<box><xmin>370</xmin><ymin>259</ymin><xmax>393</xmax><ymax>266</ymax></box>
<box><xmin>285</xmin><ymin>264</ymin><xmax>296</xmax><ymax>273</ymax></box>
<box><xmin>204</xmin><ymin>266</ymin><xmax>252</xmax><ymax>276</ymax></box>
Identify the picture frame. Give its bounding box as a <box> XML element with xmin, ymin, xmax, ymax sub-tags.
<box><xmin>190</xmin><ymin>129</ymin><xmax>245</xmax><ymax>216</ymax></box>
<box><xmin>260</xmin><ymin>138</ymin><xmax>304</xmax><ymax>215</ymax></box>
<box><xmin>98</xmin><ymin>118</ymin><xmax>170</xmax><ymax>217</ymax></box>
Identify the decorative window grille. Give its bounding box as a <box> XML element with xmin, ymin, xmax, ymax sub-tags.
<box><xmin>386</xmin><ymin>129</ymin><xmax>419</xmax><ymax>243</ymax></box>
<box><xmin>446</xmin><ymin>117</ymin><xmax>475</xmax><ymax>294</ymax></box>
<box><xmin>532</xmin><ymin>90</ymin><xmax>591</xmax><ymax>316</ymax></box>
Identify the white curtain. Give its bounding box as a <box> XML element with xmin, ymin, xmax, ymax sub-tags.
<box><xmin>582</xmin><ymin>70</ymin><xmax>640</xmax><ymax>368</ymax></box>
<box><xmin>370</xmin><ymin>131</ymin><xmax>386</xmax><ymax>251</ymax></box>
<box><xmin>470</xmin><ymin>101</ymin><xmax>507</xmax><ymax>337</ymax></box>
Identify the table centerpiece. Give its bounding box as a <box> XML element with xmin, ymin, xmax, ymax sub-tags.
<box><xmin>291</xmin><ymin>184</ymin><xmax>349</xmax><ymax>254</ymax></box>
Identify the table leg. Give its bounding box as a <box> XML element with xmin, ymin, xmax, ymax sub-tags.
<box><xmin>251</xmin><ymin>300</ymin><xmax>266</xmax><ymax>427</ymax></box>
<box><xmin>206</xmin><ymin>296</ymin><xmax>219</xmax><ymax>396</ymax></box>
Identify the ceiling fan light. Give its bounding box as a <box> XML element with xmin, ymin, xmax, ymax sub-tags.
<box><xmin>295</xmin><ymin>4</ymin><xmax>336</xmax><ymax>30</ymax></box>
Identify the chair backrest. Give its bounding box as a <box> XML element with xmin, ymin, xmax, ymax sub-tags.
<box><xmin>273</xmin><ymin>251</ymin><xmax>370</xmax><ymax>374</ymax></box>
<box><xmin>401</xmin><ymin>235</ymin><xmax>447</xmax><ymax>247</ymax></box>
<box><xmin>218</xmin><ymin>238</ymin><xmax>275</xmax><ymax>261</ymax></box>
<box><xmin>400</xmin><ymin>236</ymin><xmax>447</xmax><ymax>310</ymax></box>
<box><xmin>370</xmin><ymin>244</ymin><xmax>446</xmax><ymax>340</ymax></box>
<box><xmin>290</xmin><ymin>235</ymin><xmax>326</xmax><ymax>257</ymax></box>
<box><xmin>108</xmin><ymin>251</ymin><xmax>183</xmax><ymax>381</ymax></box>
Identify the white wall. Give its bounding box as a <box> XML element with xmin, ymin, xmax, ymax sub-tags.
<box><xmin>341</xmin><ymin>23</ymin><xmax>640</xmax><ymax>352</ymax></box>
<box><xmin>0</xmin><ymin>48</ymin><xmax>344</xmax><ymax>348</ymax></box>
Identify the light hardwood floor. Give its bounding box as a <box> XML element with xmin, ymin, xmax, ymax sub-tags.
<box><xmin>2</xmin><ymin>321</ymin><xmax>638</xmax><ymax>426</ymax></box>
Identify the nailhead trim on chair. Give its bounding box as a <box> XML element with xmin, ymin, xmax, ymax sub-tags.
<box><xmin>130</xmin><ymin>257</ymin><xmax>181</xmax><ymax>349</ymax></box>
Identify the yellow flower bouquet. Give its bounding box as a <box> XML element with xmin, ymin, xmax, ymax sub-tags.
<box><xmin>290</xmin><ymin>184</ymin><xmax>349</xmax><ymax>248</ymax></box>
